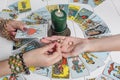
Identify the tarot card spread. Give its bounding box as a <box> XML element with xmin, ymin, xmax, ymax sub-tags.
<box><xmin>15</xmin><ymin>24</ymin><xmax>48</xmax><ymax>39</ymax></box>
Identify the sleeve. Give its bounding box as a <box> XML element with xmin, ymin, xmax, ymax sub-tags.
<box><xmin>0</xmin><ymin>36</ymin><xmax>13</xmax><ymax>61</ymax></box>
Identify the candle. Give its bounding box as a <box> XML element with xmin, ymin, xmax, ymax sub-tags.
<box><xmin>51</xmin><ymin>9</ymin><xmax>67</xmax><ymax>32</ymax></box>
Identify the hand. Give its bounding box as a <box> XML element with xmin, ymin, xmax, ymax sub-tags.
<box><xmin>24</xmin><ymin>42</ymin><xmax>62</xmax><ymax>67</ymax></box>
<box><xmin>41</xmin><ymin>36</ymin><xmax>88</xmax><ymax>58</ymax></box>
<box><xmin>5</xmin><ymin>20</ymin><xmax>26</xmax><ymax>40</ymax></box>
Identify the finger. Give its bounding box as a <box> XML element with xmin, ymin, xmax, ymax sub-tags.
<box><xmin>10</xmin><ymin>32</ymin><xmax>16</xmax><ymax>36</ymax></box>
<box><xmin>48</xmin><ymin>52</ymin><xmax>62</xmax><ymax>65</ymax></box>
<box><xmin>44</xmin><ymin>36</ymin><xmax>66</xmax><ymax>41</ymax></box>
<box><xmin>55</xmin><ymin>43</ymin><xmax>61</xmax><ymax>53</ymax></box>
<box><xmin>40</xmin><ymin>38</ymin><xmax>51</xmax><ymax>43</ymax></box>
<box><xmin>41</xmin><ymin>43</ymin><xmax>56</xmax><ymax>52</ymax></box>
<box><xmin>62</xmin><ymin>52</ymin><xmax>72</xmax><ymax>58</ymax></box>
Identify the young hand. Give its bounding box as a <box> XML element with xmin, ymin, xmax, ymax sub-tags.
<box><xmin>41</xmin><ymin>36</ymin><xmax>88</xmax><ymax>58</ymax></box>
<box><xmin>24</xmin><ymin>42</ymin><xmax>62</xmax><ymax>67</ymax></box>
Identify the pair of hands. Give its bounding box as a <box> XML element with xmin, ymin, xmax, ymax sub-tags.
<box><xmin>5</xmin><ymin>20</ymin><xmax>88</xmax><ymax>67</ymax></box>
<box><xmin>24</xmin><ymin>36</ymin><xmax>87</xmax><ymax>67</ymax></box>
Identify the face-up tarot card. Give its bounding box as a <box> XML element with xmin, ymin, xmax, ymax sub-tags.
<box><xmin>18</xmin><ymin>0</ymin><xmax>31</xmax><ymax>13</ymax></box>
<box><xmin>74</xmin><ymin>8</ymin><xmax>93</xmax><ymax>25</ymax></box>
<box><xmin>13</xmin><ymin>38</ymin><xmax>34</xmax><ymax>50</ymax></box>
<box><xmin>68</xmin><ymin>4</ymin><xmax>80</xmax><ymax>20</ymax></box>
<box><xmin>81</xmin><ymin>14</ymin><xmax>110</xmax><ymax>37</ymax></box>
<box><xmin>22</xmin><ymin>7</ymin><xmax>51</xmax><ymax>25</ymax></box>
<box><xmin>32</xmin><ymin>66</ymin><xmax>52</xmax><ymax>77</ymax></box>
<box><xmin>79</xmin><ymin>52</ymin><xmax>104</xmax><ymax>72</ymax></box>
<box><xmin>59</xmin><ymin>4</ymin><xmax>69</xmax><ymax>15</ymax></box>
<box><xmin>96</xmin><ymin>74</ymin><xmax>113</xmax><ymax>80</ymax></box>
<box><xmin>67</xmin><ymin>56</ymin><xmax>89</xmax><ymax>78</ymax></box>
<box><xmin>87</xmin><ymin>0</ymin><xmax>105</xmax><ymax>8</ymax></box>
<box><xmin>46</xmin><ymin>5</ymin><xmax>59</xmax><ymax>13</ymax></box>
<box><xmin>8</xmin><ymin>1</ymin><xmax>19</xmax><ymax>14</ymax></box>
<box><xmin>12</xmin><ymin>39</ymin><xmax>41</xmax><ymax>55</ymax></box>
<box><xmin>103</xmin><ymin>61</ymin><xmax>120</xmax><ymax>80</ymax></box>
<box><xmin>52</xmin><ymin>57</ymin><xmax>70</xmax><ymax>79</ymax></box>
<box><xmin>15</xmin><ymin>24</ymin><xmax>48</xmax><ymax>39</ymax></box>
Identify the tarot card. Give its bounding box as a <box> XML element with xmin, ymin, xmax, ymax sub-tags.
<box><xmin>22</xmin><ymin>39</ymin><xmax>41</xmax><ymax>52</ymax></box>
<box><xmin>15</xmin><ymin>24</ymin><xmax>48</xmax><ymax>39</ymax></box>
<box><xmin>23</xmin><ymin>7</ymin><xmax>51</xmax><ymax>25</ymax></box>
<box><xmin>81</xmin><ymin>0</ymin><xmax>89</xmax><ymax>4</ymax></box>
<box><xmin>84</xmin><ymin>23</ymin><xmax>110</xmax><ymax>37</ymax></box>
<box><xmin>74</xmin><ymin>8</ymin><xmax>93</xmax><ymax>25</ymax></box>
<box><xmin>103</xmin><ymin>61</ymin><xmax>120</xmax><ymax>80</ymax></box>
<box><xmin>46</xmin><ymin>5</ymin><xmax>59</xmax><ymax>13</ymax></box>
<box><xmin>0</xmin><ymin>75</ymin><xmax>10</xmax><ymax>80</ymax></box>
<box><xmin>33</xmin><ymin>66</ymin><xmax>52</xmax><ymax>77</ymax></box>
<box><xmin>67</xmin><ymin>56</ymin><xmax>89</xmax><ymax>78</ymax></box>
<box><xmin>22</xmin><ymin>18</ymin><xmax>36</xmax><ymax>25</ymax></box>
<box><xmin>8</xmin><ymin>1</ymin><xmax>19</xmax><ymax>14</ymax></box>
<box><xmin>82</xmin><ymin>14</ymin><xmax>110</xmax><ymax>37</ymax></box>
<box><xmin>18</xmin><ymin>0</ymin><xmax>31</xmax><ymax>13</ymax></box>
<box><xmin>96</xmin><ymin>74</ymin><xmax>113</xmax><ymax>80</ymax></box>
<box><xmin>86</xmin><ymin>78</ymin><xmax>96</xmax><ymax>80</ymax></box>
<box><xmin>88</xmin><ymin>0</ymin><xmax>105</xmax><ymax>8</ymax></box>
<box><xmin>69</xmin><ymin>0</ymin><xmax>81</xmax><ymax>3</ymax></box>
<box><xmin>79</xmin><ymin>52</ymin><xmax>104</xmax><ymax>72</ymax></box>
<box><xmin>13</xmin><ymin>38</ymin><xmax>34</xmax><ymax>50</ymax></box>
<box><xmin>92</xmin><ymin>52</ymin><xmax>109</xmax><ymax>61</ymax></box>
<box><xmin>68</xmin><ymin>4</ymin><xmax>80</xmax><ymax>20</ymax></box>
<box><xmin>81</xmin><ymin>14</ymin><xmax>103</xmax><ymax>30</ymax></box>
<box><xmin>12</xmin><ymin>39</ymin><xmax>41</xmax><ymax>55</ymax></box>
<box><xmin>59</xmin><ymin>4</ymin><xmax>69</xmax><ymax>15</ymax></box>
<box><xmin>52</xmin><ymin>57</ymin><xmax>70</xmax><ymax>79</ymax></box>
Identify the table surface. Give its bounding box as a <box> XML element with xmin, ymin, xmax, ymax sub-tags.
<box><xmin>0</xmin><ymin>0</ymin><xmax>120</xmax><ymax>80</ymax></box>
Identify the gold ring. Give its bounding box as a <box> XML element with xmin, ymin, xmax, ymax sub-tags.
<box><xmin>68</xmin><ymin>41</ymin><xmax>74</xmax><ymax>46</ymax></box>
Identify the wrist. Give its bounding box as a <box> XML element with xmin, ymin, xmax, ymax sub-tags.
<box><xmin>82</xmin><ymin>38</ymin><xmax>93</xmax><ymax>52</ymax></box>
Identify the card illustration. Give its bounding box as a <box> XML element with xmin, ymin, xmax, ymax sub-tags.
<box><xmin>68</xmin><ymin>56</ymin><xmax>89</xmax><ymax>78</ymax></box>
<box><xmin>79</xmin><ymin>52</ymin><xmax>104</xmax><ymax>72</ymax></box>
<box><xmin>46</xmin><ymin>5</ymin><xmax>58</xmax><ymax>13</ymax></box>
<box><xmin>18</xmin><ymin>0</ymin><xmax>31</xmax><ymax>13</ymax></box>
<box><xmin>68</xmin><ymin>4</ymin><xmax>80</xmax><ymax>20</ymax></box>
<box><xmin>74</xmin><ymin>8</ymin><xmax>93</xmax><ymax>25</ymax></box>
<box><xmin>52</xmin><ymin>57</ymin><xmax>69</xmax><ymax>79</ymax></box>
<box><xmin>15</xmin><ymin>24</ymin><xmax>48</xmax><ymax>39</ymax></box>
<box><xmin>103</xmin><ymin>61</ymin><xmax>120</xmax><ymax>80</ymax></box>
<box><xmin>59</xmin><ymin>4</ymin><xmax>69</xmax><ymax>15</ymax></box>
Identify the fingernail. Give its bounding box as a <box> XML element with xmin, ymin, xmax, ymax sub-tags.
<box><xmin>23</xmin><ymin>27</ymin><xmax>27</xmax><ymax>31</ymax></box>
